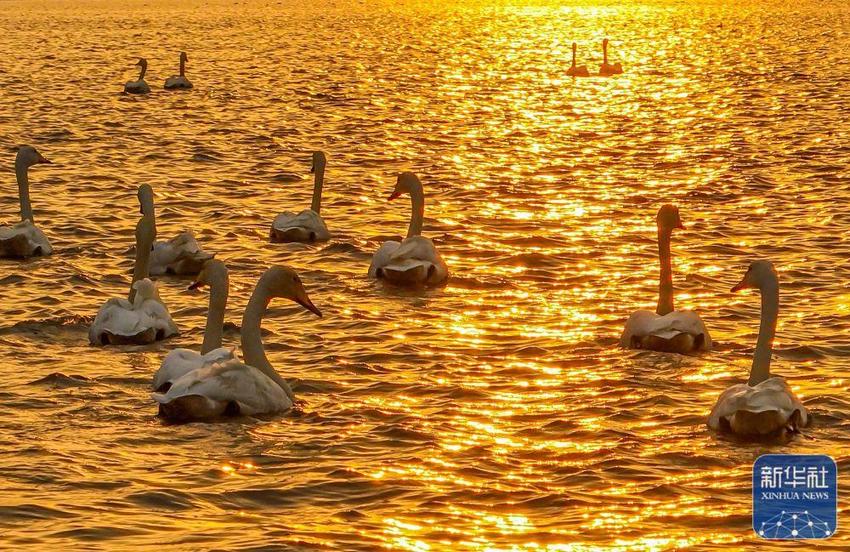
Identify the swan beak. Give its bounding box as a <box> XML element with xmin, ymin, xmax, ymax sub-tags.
<box><xmin>37</xmin><ymin>155</ymin><xmax>51</xmax><ymax>164</ymax></box>
<box><xmin>731</xmin><ymin>279</ymin><xmax>748</xmax><ymax>293</ymax></box>
<box><xmin>295</xmin><ymin>295</ymin><xmax>322</xmax><ymax>317</ymax></box>
<box><xmin>676</xmin><ymin>222</ymin><xmax>685</xmax><ymax>229</ymax></box>
<box><xmin>310</xmin><ymin>163</ymin><xmax>315</xmax><ymax>174</ymax></box>
<box><xmin>187</xmin><ymin>281</ymin><xmax>204</xmax><ymax>290</ymax></box>
<box><xmin>388</xmin><ymin>191</ymin><xmax>401</xmax><ymax>201</ymax></box>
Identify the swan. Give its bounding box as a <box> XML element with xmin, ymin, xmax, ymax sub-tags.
<box><xmin>124</xmin><ymin>58</ymin><xmax>151</xmax><ymax>94</ymax></box>
<box><xmin>708</xmin><ymin>260</ymin><xmax>809</xmax><ymax>439</ymax></box>
<box><xmin>164</xmin><ymin>52</ymin><xmax>193</xmax><ymax>90</ymax></box>
<box><xmin>152</xmin><ymin>259</ymin><xmax>235</xmax><ymax>393</ymax></box>
<box><xmin>621</xmin><ymin>205</ymin><xmax>712</xmax><ymax>354</ymax></box>
<box><xmin>598</xmin><ymin>38</ymin><xmax>624</xmax><ymax>76</ymax></box>
<box><xmin>1</xmin><ymin>146</ymin><xmax>53</xmax><ymax>258</ymax></box>
<box><xmin>270</xmin><ymin>151</ymin><xmax>332</xmax><ymax>243</ymax></box>
<box><xmin>89</xmin><ymin>184</ymin><xmax>178</xmax><ymax>345</ymax></box>
<box><xmin>566</xmin><ymin>42</ymin><xmax>590</xmax><ymax>77</ymax></box>
<box><xmin>150</xmin><ymin>230</ymin><xmax>214</xmax><ymax>276</ymax></box>
<box><xmin>152</xmin><ymin>265</ymin><xmax>322</xmax><ymax>421</ymax></box>
<box><xmin>368</xmin><ymin>172</ymin><xmax>449</xmax><ymax>287</ymax></box>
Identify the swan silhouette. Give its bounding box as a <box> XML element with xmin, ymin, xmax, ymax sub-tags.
<box><xmin>164</xmin><ymin>52</ymin><xmax>193</xmax><ymax>90</ymax></box>
<box><xmin>567</xmin><ymin>42</ymin><xmax>590</xmax><ymax>77</ymax></box>
<box><xmin>124</xmin><ymin>58</ymin><xmax>151</xmax><ymax>94</ymax></box>
<box><xmin>598</xmin><ymin>39</ymin><xmax>623</xmax><ymax>76</ymax></box>
<box><xmin>1</xmin><ymin>146</ymin><xmax>53</xmax><ymax>258</ymax></box>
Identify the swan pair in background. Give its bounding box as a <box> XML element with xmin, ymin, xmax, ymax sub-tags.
<box><xmin>152</xmin><ymin>263</ymin><xmax>321</xmax><ymax>421</ymax></box>
<box><xmin>124</xmin><ymin>52</ymin><xmax>193</xmax><ymax>94</ymax></box>
<box><xmin>567</xmin><ymin>39</ymin><xmax>623</xmax><ymax>77</ymax></box>
<box><xmin>1</xmin><ymin>146</ymin><xmax>53</xmax><ymax>258</ymax></box>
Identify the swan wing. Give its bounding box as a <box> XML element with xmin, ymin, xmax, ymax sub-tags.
<box><xmin>89</xmin><ymin>298</ymin><xmax>147</xmax><ymax>342</ymax></box>
<box><xmin>153</xmin><ymin>346</ymin><xmax>236</xmax><ymax>391</ymax></box>
<box><xmin>271</xmin><ymin>209</ymin><xmax>330</xmax><ymax>241</ymax></box>
<box><xmin>708</xmin><ymin>377</ymin><xmax>808</xmax><ymax>434</ymax></box>
<box><xmin>150</xmin><ymin>231</ymin><xmax>213</xmax><ymax>275</ymax></box>
<box><xmin>621</xmin><ymin>309</ymin><xmax>711</xmax><ymax>350</ymax></box>
<box><xmin>139</xmin><ymin>297</ymin><xmax>179</xmax><ymax>338</ymax></box>
<box><xmin>0</xmin><ymin>220</ymin><xmax>52</xmax><ymax>257</ymax></box>
<box><xmin>381</xmin><ymin>236</ymin><xmax>449</xmax><ymax>285</ymax></box>
<box><xmin>368</xmin><ymin>240</ymin><xmax>401</xmax><ymax>277</ymax></box>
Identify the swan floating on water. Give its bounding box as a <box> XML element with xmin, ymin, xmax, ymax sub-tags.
<box><xmin>164</xmin><ymin>52</ymin><xmax>193</xmax><ymax>90</ymax></box>
<box><xmin>567</xmin><ymin>42</ymin><xmax>590</xmax><ymax>77</ymax></box>
<box><xmin>270</xmin><ymin>151</ymin><xmax>332</xmax><ymax>243</ymax></box>
<box><xmin>152</xmin><ymin>265</ymin><xmax>322</xmax><ymax>421</ymax></box>
<box><xmin>621</xmin><ymin>205</ymin><xmax>711</xmax><ymax>354</ymax></box>
<box><xmin>368</xmin><ymin>172</ymin><xmax>449</xmax><ymax>287</ymax></box>
<box><xmin>1</xmin><ymin>146</ymin><xmax>53</xmax><ymax>258</ymax></box>
<box><xmin>708</xmin><ymin>260</ymin><xmax>809</xmax><ymax>439</ymax></box>
<box><xmin>124</xmin><ymin>58</ymin><xmax>151</xmax><ymax>94</ymax></box>
<box><xmin>598</xmin><ymin>38</ymin><xmax>623</xmax><ymax>76</ymax></box>
<box><xmin>89</xmin><ymin>185</ymin><xmax>178</xmax><ymax>345</ymax></box>
<box><xmin>150</xmin><ymin>230</ymin><xmax>214</xmax><ymax>276</ymax></box>
<box><xmin>153</xmin><ymin>259</ymin><xmax>235</xmax><ymax>393</ymax></box>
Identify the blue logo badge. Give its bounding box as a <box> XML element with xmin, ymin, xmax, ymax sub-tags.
<box><xmin>753</xmin><ymin>454</ymin><xmax>837</xmax><ymax>539</ymax></box>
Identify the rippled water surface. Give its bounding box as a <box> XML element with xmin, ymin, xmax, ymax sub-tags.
<box><xmin>2</xmin><ymin>0</ymin><xmax>850</xmax><ymax>549</ymax></box>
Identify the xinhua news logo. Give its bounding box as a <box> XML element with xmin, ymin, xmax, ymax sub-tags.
<box><xmin>753</xmin><ymin>454</ymin><xmax>837</xmax><ymax>540</ymax></box>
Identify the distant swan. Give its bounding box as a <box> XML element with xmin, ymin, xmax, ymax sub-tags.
<box><xmin>164</xmin><ymin>52</ymin><xmax>193</xmax><ymax>90</ymax></box>
<box><xmin>89</xmin><ymin>185</ymin><xmax>178</xmax><ymax>345</ymax></box>
<box><xmin>124</xmin><ymin>58</ymin><xmax>151</xmax><ymax>94</ymax></box>
<box><xmin>598</xmin><ymin>38</ymin><xmax>623</xmax><ymax>76</ymax></box>
<box><xmin>368</xmin><ymin>172</ymin><xmax>449</xmax><ymax>287</ymax></box>
<box><xmin>621</xmin><ymin>205</ymin><xmax>711</xmax><ymax>354</ymax></box>
<box><xmin>152</xmin><ymin>265</ymin><xmax>322</xmax><ymax>421</ymax></box>
<box><xmin>567</xmin><ymin>42</ymin><xmax>590</xmax><ymax>77</ymax></box>
<box><xmin>150</xmin><ymin>230</ymin><xmax>213</xmax><ymax>276</ymax></box>
<box><xmin>270</xmin><ymin>151</ymin><xmax>332</xmax><ymax>243</ymax></box>
<box><xmin>0</xmin><ymin>146</ymin><xmax>53</xmax><ymax>258</ymax></box>
<box><xmin>152</xmin><ymin>259</ymin><xmax>234</xmax><ymax>393</ymax></box>
<box><xmin>708</xmin><ymin>261</ymin><xmax>809</xmax><ymax>439</ymax></box>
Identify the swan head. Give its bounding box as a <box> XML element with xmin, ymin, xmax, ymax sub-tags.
<box><xmin>135</xmin><ymin>58</ymin><xmax>147</xmax><ymax>69</ymax></box>
<box><xmin>189</xmin><ymin>259</ymin><xmax>228</xmax><ymax>290</ymax></box>
<box><xmin>603</xmin><ymin>38</ymin><xmax>609</xmax><ymax>48</ymax></box>
<box><xmin>388</xmin><ymin>172</ymin><xmax>422</xmax><ymax>200</ymax></box>
<box><xmin>731</xmin><ymin>260</ymin><xmax>778</xmax><ymax>292</ymax></box>
<box><xmin>310</xmin><ymin>151</ymin><xmax>327</xmax><ymax>173</ymax></box>
<box><xmin>656</xmin><ymin>204</ymin><xmax>684</xmax><ymax>231</ymax></box>
<box><xmin>180</xmin><ymin>51</ymin><xmax>188</xmax><ymax>63</ymax></box>
<box><xmin>258</xmin><ymin>265</ymin><xmax>322</xmax><ymax>317</ymax></box>
<box><xmin>16</xmin><ymin>145</ymin><xmax>51</xmax><ymax>168</ymax></box>
<box><xmin>137</xmin><ymin>184</ymin><xmax>155</xmax><ymax>215</ymax></box>
<box><xmin>572</xmin><ymin>42</ymin><xmax>577</xmax><ymax>52</ymax></box>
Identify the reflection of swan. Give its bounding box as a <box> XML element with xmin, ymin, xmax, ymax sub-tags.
<box><xmin>152</xmin><ymin>266</ymin><xmax>322</xmax><ymax>421</ymax></box>
<box><xmin>1</xmin><ymin>146</ymin><xmax>53</xmax><ymax>258</ymax></box>
<box><xmin>124</xmin><ymin>58</ymin><xmax>151</xmax><ymax>94</ymax></box>
<box><xmin>150</xmin><ymin>231</ymin><xmax>213</xmax><ymax>276</ymax></box>
<box><xmin>164</xmin><ymin>52</ymin><xmax>193</xmax><ymax>90</ymax></box>
<box><xmin>368</xmin><ymin>172</ymin><xmax>449</xmax><ymax>287</ymax></box>
<box><xmin>621</xmin><ymin>205</ymin><xmax>711</xmax><ymax>354</ymax></box>
<box><xmin>708</xmin><ymin>261</ymin><xmax>809</xmax><ymax>439</ymax></box>
<box><xmin>89</xmin><ymin>185</ymin><xmax>178</xmax><ymax>345</ymax></box>
<box><xmin>567</xmin><ymin>42</ymin><xmax>590</xmax><ymax>77</ymax></box>
<box><xmin>153</xmin><ymin>260</ymin><xmax>234</xmax><ymax>393</ymax></box>
<box><xmin>598</xmin><ymin>38</ymin><xmax>623</xmax><ymax>76</ymax></box>
<box><xmin>270</xmin><ymin>151</ymin><xmax>331</xmax><ymax>243</ymax></box>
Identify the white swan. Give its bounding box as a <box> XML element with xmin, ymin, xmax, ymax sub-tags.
<box><xmin>1</xmin><ymin>146</ymin><xmax>53</xmax><ymax>258</ymax></box>
<box><xmin>598</xmin><ymin>38</ymin><xmax>624</xmax><ymax>76</ymax></box>
<box><xmin>164</xmin><ymin>52</ymin><xmax>193</xmax><ymax>90</ymax></box>
<box><xmin>708</xmin><ymin>261</ymin><xmax>809</xmax><ymax>439</ymax></box>
<box><xmin>368</xmin><ymin>172</ymin><xmax>449</xmax><ymax>287</ymax></box>
<box><xmin>124</xmin><ymin>58</ymin><xmax>151</xmax><ymax>94</ymax></box>
<box><xmin>566</xmin><ymin>42</ymin><xmax>590</xmax><ymax>77</ymax></box>
<box><xmin>270</xmin><ymin>151</ymin><xmax>331</xmax><ymax>243</ymax></box>
<box><xmin>621</xmin><ymin>205</ymin><xmax>711</xmax><ymax>354</ymax></box>
<box><xmin>150</xmin><ymin>230</ymin><xmax>213</xmax><ymax>276</ymax></box>
<box><xmin>152</xmin><ymin>265</ymin><xmax>322</xmax><ymax>421</ymax></box>
<box><xmin>89</xmin><ymin>185</ymin><xmax>178</xmax><ymax>345</ymax></box>
<box><xmin>152</xmin><ymin>259</ymin><xmax>234</xmax><ymax>392</ymax></box>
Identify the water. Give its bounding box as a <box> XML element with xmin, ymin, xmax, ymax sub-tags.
<box><xmin>1</xmin><ymin>0</ymin><xmax>849</xmax><ymax>549</ymax></box>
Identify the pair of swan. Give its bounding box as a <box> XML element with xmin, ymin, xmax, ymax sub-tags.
<box><xmin>152</xmin><ymin>262</ymin><xmax>321</xmax><ymax>421</ymax></box>
<box><xmin>567</xmin><ymin>39</ymin><xmax>623</xmax><ymax>77</ymax></box>
<box><xmin>270</xmin><ymin>153</ymin><xmax>448</xmax><ymax>287</ymax></box>
<box><xmin>124</xmin><ymin>52</ymin><xmax>193</xmax><ymax>94</ymax></box>
<box><xmin>622</xmin><ymin>205</ymin><xmax>807</xmax><ymax>439</ymax></box>
<box><xmin>1</xmin><ymin>146</ymin><xmax>52</xmax><ymax>258</ymax></box>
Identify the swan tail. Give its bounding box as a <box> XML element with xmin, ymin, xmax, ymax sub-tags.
<box><xmin>729</xmin><ymin>408</ymin><xmax>797</xmax><ymax>438</ymax></box>
<box><xmin>270</xmin><ymin>226</ymin><xmax>317</xmax><ymax>243</ymax></box>
<box><xmin>378</xmin><ymin>259</ymin><xmax>435</xmax><ymax>286</ymax></box>
<box><xmin>153</xmin><ymin>393</ymin><xmax>238</xmax><ymax>422</ymax></box>
<box><xmin>0</xmin><ymin>233</ymin><xmax>37</xmax><ymax>258</ymax></box>
<box><xmin>94</xmin><ymin>327</ymin><xmax>159</xmax><ymax>346</ymax></box>
<box><xmin>634</xmin><ymin>332</ymin><xmax>704</xmax><ymax>354</ymax></box>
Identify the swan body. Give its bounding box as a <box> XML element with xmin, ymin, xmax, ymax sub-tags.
<box><xmin>270</xmin><ymin>152</ymin><xmax>331</xmax><ymax>243</ymax></box>
<box><xmin>164</xmin><ymin>52</ymin><xmax>193</xmax><ymax>90</ymax></box>
<box><xmin>369</xmin><ymin>172</ymin><xmax>449</xmax><ymax>287</ymax></box>
<box><xmin>621</xmin><ymin>205</ymin><xmax>711</xmax><ymax>354</ymax></box>
<box><xmin>1</xmin><ymin>146</ymin><xmax>52</xmax><ymax>258</ymax></box>
<box><xmin>599</xmin><ymin>38</ymin><xmax>624</xmax><ymax>76</ymax></box>
<box><xmin>152</xmin><ymin>265</ymin><xmax>322</xmax><ymax>422</ymax></box>
<box><xmin>124</xmin><ymin>58</ymin><xmax>151</xmax><ymax>94</ymax></box>
<box><xmin>150</xmin><ymin>231</ymin><xmax>213</xmax><ymax>276</ymax></box>
<box><xmin>708</xmin><ymin>260</ymin><xmax>809</xmax><ymax>439</ymax></box>
<box><xmin>567</xmin><ymin>42</ymin><xmax>590</xmax><ymax>77</ymax></box>
<box><xmin>153</xmin><ymin>347</ymin><xmax>235</xmax><ymax>393</ymax></box>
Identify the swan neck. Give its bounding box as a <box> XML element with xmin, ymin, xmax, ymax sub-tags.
<box><xmin>603</xmin><ymin>42</ymin><xmax>609</xmax><ymax>64</ymax></box>
<box><xmin>129</xmin><ymin>213</ymin><xmax>156</xmax><ymax>303</ymax></box>
<box><xmin>656</xmin><ymin>226</ymin><xmax>674</xmax><ymax>316</ymax></box>
<box><xmin>139</xmin><ymin>64</ymin><xmax>146</xmax><ymax>81</ymax></box>
<box><xmin>749</xmin><ymin>280</ymin><xmax>779</xmax><ymax>386</ymax></box>
<box><xmin>179</xmin><ymin>57</ymin><xmax>185</xmax><ymax>77</ymax></box>
<box><xmin>200</xmin><ymin>272</ymin><xmax>228</xmax><ymax>354</ymax></box>
<box><xmin>241</xmin><ymin>283</ymin><xmax>295</xmax><ymax>402</ymax></box>
<box><xmin>571</xmin><ymin>48</ymin><xmax>577</xmax><ymax>68</ymax></box>
<box><xmin>15</xmin><ymin>160</ymin><xmax>33</xmax><ymax>223</ymax></box>
<box><xmin>407</xmin><ymin>183</ymin><xmax>425</xmax><ymax>238</ymax></box>
<box><xmin>310</xmin><ymin>163</ymin><xmax>325</xmax><ymax>214</ymax></box>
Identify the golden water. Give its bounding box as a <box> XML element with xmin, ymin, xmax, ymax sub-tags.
<box><xmin>1</xmin><ymin>0</ymin><xmax>849</xmax><ymax>549</ymax></box>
